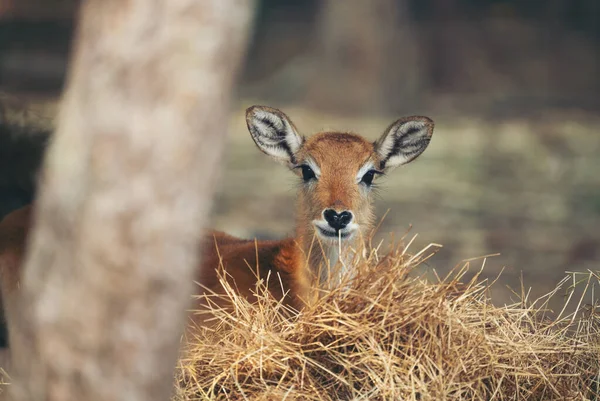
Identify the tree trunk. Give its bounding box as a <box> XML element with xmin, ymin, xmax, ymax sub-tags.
<box><xmin>6</xmin><ymin>1</ymin><xmax>254</xmax><ymax>400</ymax></box>
<box><xmin>306</xmin><ymin>0</ymin><xmax>420</xmax><ymax>114</ymax></box>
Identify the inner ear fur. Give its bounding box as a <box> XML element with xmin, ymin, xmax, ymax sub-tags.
<box><xmin>245</xmin><ymin>105</ymin><xmax>304</xmax><ymax>166</ymax></box>
<box><xmin>374</xmin><ymin>116</ymin><xmax>434</xmax><ymax>171</ymax></box>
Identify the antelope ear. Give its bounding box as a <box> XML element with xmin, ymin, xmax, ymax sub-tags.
<box><xmin>245</xmin><ymin>105</ymin><xmax>304</xmax><ymax>166</ymax></box>
<box><xmin>374</xmin><ymin>116</ymin><xmax>434</xmax><ymax>172</ymax></box>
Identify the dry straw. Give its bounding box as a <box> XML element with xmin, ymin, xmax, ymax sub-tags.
<box><xmin>176</xmin><ymin>234</ymin><xmax>599</xmax><ymax>401</ymax></box>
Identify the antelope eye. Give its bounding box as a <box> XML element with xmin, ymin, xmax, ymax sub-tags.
<box><xmin>360</xmin><ymin>170</ymin><xmax>379</xmax><ymax>186</ymax></box>
<box><xmin>300</xmin><ymin>165</ymin><xmax>316</xmax><ymax>182</ymax></box>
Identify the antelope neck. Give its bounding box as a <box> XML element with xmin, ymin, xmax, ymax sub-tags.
<box><xmin>296</xmin><ymin>224</ymin><xmax>357</xmax><ymax>287</ymax></box>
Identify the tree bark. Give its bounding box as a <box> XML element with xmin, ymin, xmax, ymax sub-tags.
<box><xmin>6</xmin><ymin>1</ymin><xmax>254</xmax><ymax>400</ymax></box>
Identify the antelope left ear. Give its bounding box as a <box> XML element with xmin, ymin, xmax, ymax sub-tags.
<box><xmin>245</xmin><ymin>105</ymin><xmax>304</xmax><ymax>167</ymax></box>
<box><xmin>374</xmin><ymin>116</ymin><xmax>434</xmax><ymax>172</ymax></box>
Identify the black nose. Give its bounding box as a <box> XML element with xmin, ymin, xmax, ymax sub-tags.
<box><xmin>323</xmin><ymin>209</ymin><xmax>353</xmax><ymax>231</ymax></box>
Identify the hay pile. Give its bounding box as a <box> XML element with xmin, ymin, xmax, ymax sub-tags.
<box><xmin>175</xmin><ymin>239</ymin><xmax>599</xmax><ymax>400</ymax></box>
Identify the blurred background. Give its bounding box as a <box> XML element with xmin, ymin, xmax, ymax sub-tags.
<box><xmin>0</xmin><ymin>0</ymin><xmax>598</xmax><ymax>309</ymax></box>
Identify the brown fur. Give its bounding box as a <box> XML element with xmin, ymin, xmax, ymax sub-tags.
<box><xmin>0</xmin><ymin>106</ymin><xmax>434</xmax><ymax>340</ymax></box>
<box><xmin>0</xmin><ymin>206</ymin><xmax>31</xmax><ymax>298</ymax></box>
<box><xmin>0</xmin><ymin>204</ymin><xmax>32</xmax><ymax>350</ymax></box>
<box><xmin>0</xmin><ymin>207</ymin><xmax>309</xmax><ymax>334</ymax></box>
<box><xmin>0</xmin><ymin>132</ymin><xmax>377</xmax><ymax>330</ymax></box>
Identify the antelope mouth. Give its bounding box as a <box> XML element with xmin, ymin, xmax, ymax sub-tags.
<box><xmin>317</xmin><ymin>226</ymin><xmax>352</xmax><ymax>239</ymax></box>
<box><xmin>312</xmin><ymin>220</ymin><xmax>358</xmax><ymax>242</ymax></box>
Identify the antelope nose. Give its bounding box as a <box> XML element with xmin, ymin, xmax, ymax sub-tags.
<box><xmin>323</xmin><ymin>209</ymin><xmax>353</xmax><ymax>231</ymax></box>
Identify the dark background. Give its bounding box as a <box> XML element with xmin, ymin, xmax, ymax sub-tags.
<box><xmin>1</xmin><ymin>0</ymin><xmax>598</xmax><ymax>310</ymax></box>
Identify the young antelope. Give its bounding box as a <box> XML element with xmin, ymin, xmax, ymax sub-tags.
<box><xmin>0</xmin><ymin>105</ymin><xmax>434</xmax><ymax>337</ymax></box>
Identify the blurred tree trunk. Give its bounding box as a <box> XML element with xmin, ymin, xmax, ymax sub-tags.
<box><xmin>6</xmin><ymin>0</ymin><xmax>254</xmax><ymax>401</ymax></box>
<box><xmin>306</xmin><ymin>0</ymin><xmax>421</xmax><ymax>114</ymax></box>
<box><xmin>428</xmin><ymin>0</ymin><xmax>459</xmax><ymax>92</ymax></box>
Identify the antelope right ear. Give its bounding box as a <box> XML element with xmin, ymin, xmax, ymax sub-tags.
<box><xmin>374</xmin><ymin>116</ymin><xmax>434</xmax><ymax>172</ymax></box>
<box><xmin>245</xmin><ymin>105</ymin><xmax>305</xmax><ymax>166</ymax></box>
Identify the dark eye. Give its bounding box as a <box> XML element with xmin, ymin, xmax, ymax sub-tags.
<box><xmin>360</xmin><ymin>170</ymin><xmax>379</xmax><ymax>186</ymax></box>
<box><xmin>300</xmin><ymin>165</ymin><xmax>316</xmax><ymax>182</ymax></box>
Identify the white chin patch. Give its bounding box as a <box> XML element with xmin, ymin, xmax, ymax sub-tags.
<box><xmin>312</xmin><ymin>220</ymin><xmax>358</xmax><ymax>242</ymax></box>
